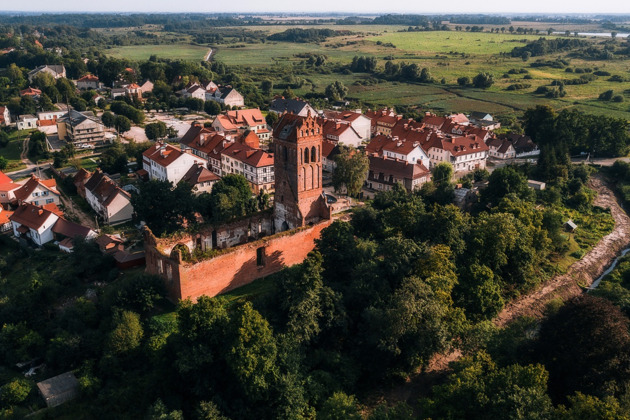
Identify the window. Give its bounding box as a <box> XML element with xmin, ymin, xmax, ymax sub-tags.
<box><xmin>46</xmin><ymin>199</ymin><xmax>54</xmax><ymax>204</ymax></box>
<box><xmin>256</xmin><ymin>247</ymin><xmax>266</xmax><ymax>266</ymax></box>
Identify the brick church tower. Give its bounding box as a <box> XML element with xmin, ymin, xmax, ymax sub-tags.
<box><xmin>272</xmin><ymin>111</ymin><xmax>328</xmax><ymax>232</ymax></box>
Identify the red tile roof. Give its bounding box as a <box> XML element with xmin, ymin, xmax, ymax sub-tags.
<box><xmin>181</xmin><ymin>164</ymin><xmax>220</xmax><ymax>186</ymax></box>
<box><xmin>222</xmin><ymin>143</ymin><xmax>274</xmax><ymax>168</ymax></box>
<box><xmin>20</xmin><ymin>87</ymin><xmax>42</xmax><ymax>96</ymax></box>
<box><xmin>215</xmin><ymin>109</ymin><xmax>265</xmax><ymax>131</ymax></box>
<box><xmin>368</xmin><ymin>154</ymin><xmax>431</xmax><ymax>184</ymax></box>
<box><xmin>43</xmin><ymin>203</ymin><xmax>64</xmax><ymax>217</ymax></box>
<box><xmin>78</xmin><ymin>74</ymin><xmax>99</xmax><ymax>82</ymax></box>
<box><xmin>180</xmin><ymin>125</ymin><xmax>232</xmax><ymax>156</ymax></box>
<box><xmin>9</xmin><ymin>202</ymin><xmax>58</xmax><ymax>230</ymax></box>
<box><xmin>52</xmin><ymin>218</ymin><xmax>94</xmax><ymax>239</ymax></box>
<box><xmin>142</xmin><ymin>143</ymin><xmax>187</xmax><ymax>168</ymax></box>
<box><xmin>14</xmin><ymin>175</ymin><xmax>59</xmax><ymax>202</ymax></box>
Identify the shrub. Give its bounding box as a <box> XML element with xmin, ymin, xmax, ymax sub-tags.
<box><xmin>599</xmin><ymin>90</ymin><xmax>615</xmax><ymax>101</ymax></box>
<box><xmin>612</xmin><ymin>95</ymin><xmax>625</xmax><ymax>103</ymax></box>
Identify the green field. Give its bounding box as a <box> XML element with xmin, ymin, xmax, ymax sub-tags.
<box><xmin>0</xmin><ymin>130</ymin><xmax>30</xmax><ymax>172</ymax></box>
<box><xmin>105</xmin><ymin>26</ymin><xmax>630</xmax><ymax>119</ymax></box>
<box><xmin>106</xmin><ymin>44</ymin><xmax>210</xmax><ymax>61</ymax></box>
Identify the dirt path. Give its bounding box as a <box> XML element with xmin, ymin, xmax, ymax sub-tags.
<box><xmin>20</xmin><ymin>135</ymin><xmax>35</xmax><ymax>167</ymax></box>
<box><xmin>494</xmin><ymin>174</ymin><xmax>630</xmax><ymax>326</ymax></box>
<box><xmin>422</xmin><ymin>173</ymin><xmax>630</xmax><ymax>375</ymax></box>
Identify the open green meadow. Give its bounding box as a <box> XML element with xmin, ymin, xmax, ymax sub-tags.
<box><xmin>105</xmin><ymin>26</ymin><xmax>630</xmax><ymax>119</ymax></box>
<box><xmin>0</xmin><ymin>130</ymin><xmax>30</xmax><ymax>171</ymax></box>
<box><xmin>106</xmin><ymin>44</ymin><xmax>210</xmax><ymax>61</ymax></box>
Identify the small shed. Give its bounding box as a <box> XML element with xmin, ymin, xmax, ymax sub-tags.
<box><xmin>527</xmin><ymin>180</ymin><xmax>546</xmax><ymax>191</ymax></box>
<box><xmin>564</xmin><ymin>220</ymin><xmax>578</xmax><ymax>233</ymax></box>
<box><xmin>37</xmin><ymin>371</ymin><xmax>79</xmax><ymax>408</ymax></box>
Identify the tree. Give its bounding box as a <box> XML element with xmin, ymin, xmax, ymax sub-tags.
<box><xmin>0</xmin><ymin>156</ymin><xmax>7</xmax><ymax>170</ymax></box>
<box><xmin>537</xmin><ymin>295</ymin><xmax>630</xmax><ymax>401</ymax></box>
<box><xmin>261</xmin><ymin>80</ymin><xmax>273</xmax><ymax>96</ymax></box>
<box><xmin>265</xmin><ymin>111</ymin><xmax>279</xmax><ymax>128</ymax></box>
<box><xmin>145</xmin><ymin>121</ymin><xmax>167</xmax><ymax>141</ymax></box>
<box><xmin>325</xmin><ymin>81</ymin><xmax>348</xmax><ymax>101</ymax></box>
<box><xmin>0</xmin><ymin>378</ymin><xmax>31</xmax><ymax>406</ymax></box>
<box><xmin>457</xmin><ymin>76</ymin><xmax>471</xmax><ymax>86</ymax></box>
<box><xmin>332</xmin><ymin>146</ymin><xmax>369</xmax><ymax>197</ymax></box>
<box><xmin>115</xmin><ymin>115</ymin><xmax>132</xmax><ymax>134</ymax></box>
<box><xmin>225</xmin><ymin>302</ymin><xmax>278</xmax><ymax>403</ymax></box>
<box><xmin>207</xmin><ymin>174</ymin><xmax>256</xmax><ymax>223</ymax></box>
<box><xmin>473</xmin><ymin>72</ymin><xmax>494</xmax><ymax>88</ymax></box>
<box><xmin>101</xmin><ymin>111</ymin><xmax>115</xmax><ymax>128</ymax></box>
<box><xmin>318</xmin><ymin>392</ymin><xmax>362</xmax><ymax>420</ymax></box>
<box><xmin>131</xmin><ymin>180</ymin><xmax>197</xmax><ymax>236</ymax></box>
<box><xmin>422</xmin><ymin>352</ymin><xmax>553</xmax><ymax>420</ymax></box>
<box><xmin>106</xmin><ymin>310</ymin><xmax>143</xmax><ymax>355</ymax></box>
<box><xmin>481</xmin><ymin>166</ymin><xmax>533</xmax><ymax>206</ymax></box>
<box><xmin>204</xmin><ymin>100</ymin><xmax>221</xmax><ymax>115</ymax></box>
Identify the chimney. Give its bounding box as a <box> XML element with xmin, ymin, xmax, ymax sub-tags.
<box><xmin>38</xmin><ymin>209</ymin><xmax>43</xmax><ymax>215</ymax></box>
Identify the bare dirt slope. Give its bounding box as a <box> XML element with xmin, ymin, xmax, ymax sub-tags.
<box><xmin>494</xmin><ymin>174</ymin><xmax>630</xmax><ymax>327</ymax></box>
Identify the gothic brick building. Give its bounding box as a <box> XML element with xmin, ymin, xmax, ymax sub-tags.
<box><xmin>145</xmin><ymin>112</ymin><xmax>333</xmax><ymax>302</ymax></box>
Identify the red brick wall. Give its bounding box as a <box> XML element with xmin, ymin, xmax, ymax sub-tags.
<box><xmin>147</xmin><ymin>220</ymin><xmax>332</xmax><ymax>302</ymax></box>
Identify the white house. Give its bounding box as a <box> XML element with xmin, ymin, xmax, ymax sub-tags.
<box><xmin>17</xmin><ymin>115</ymin><xmax>38</xmax><ymax>130</ymax></box>
<box><xmin>380</xmin><ymin>137</ymin><xmax>431</xmax><ymax>168</ymax></box>
<box><xmin>142</xmin><ymin>142</ymin><xmax>205</xmax><ymax>185</ymax></box>
<box><xmin>486</xmin><ymin>138</ymin><xmax>516</xmax><ymax>159</ymax></box>
<box><xmin>10</xmin><ymin>202</ymin><xmax>59</xmax><ymax>246</ymax></box>
<box><xmin>76</xmin><ymin>74</ymin><xmax>101</xmax><ymax>90</ymax></box>
<box><xmin>207</xmin><ymin>86</ymin><xmax>244</xmax><ymax>108</ymax></box>
<box><xmin>320</xmin><ymin>120</ymin><xmax>363</xmax><ymax>148</ymax></box>
<box><xmin>322</xmin><ymin>110</ymin><xmax>372</xmax><ymax>142</ymax></box>
<box><xmin>183</xmin><ymin>85</ymin><xmax>207</xmax><ymax>101</ymax></box>
<box><xmin>13</xmin><ymin>175</ymin><xmax>61</xmax><ymax>206</ymax></box>
<box><xmin>27</xmin><ymin>65</ymin><xmax>66</xmax><ymax>82</ymax></box>
<box><xmin>269</xmin><ymin>98</ymin><xmax>317</xmax><ymax>117</ymax></box>
<box><xmin>423</xmin><ymin>134</ymin><xmax>489</xmax><ymax>172</ymax></box>
<box><xmin>83</xmin><ymin>170</ymin><xmax>134</xmax><ymax>225</ymax></box>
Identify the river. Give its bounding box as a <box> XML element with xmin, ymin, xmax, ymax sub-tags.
<box><xmin>553</xmin><ymin>32</ymin><xmax>630</xmax><ymax>38</ymax></box>
<box><xmin>588</xmin><ymin>247</ymin><xmax>630</xmax><ymax>290</ymax></box>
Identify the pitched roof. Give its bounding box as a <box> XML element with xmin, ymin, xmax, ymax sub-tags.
<box><xmin>14</xmin><ymin>175</ymin><xmax>59</xmax><ymax>201</ymax></box>
<box><xmin>73</xmin><ymin>168</ymin><xmax>92</xmax><ymax>185</ymax></box>
<box><xmin>425</xmin><ymin>135</ymin><xmax>489</xmax><ymax>156</ymax></box>
<box><xmin>180</xmin><ymin>125</ymin><xmax>232</xmax><ymax>156</ymax></box>
<box><xmin>216</xmin><ymin>109</ymin><xmax>265</xmax><ymax>130</ymax></box>
<box><xmin>322</xmin><ymin>110</ymin><xmax>367</xmax><ymax>123</ymax></box>
<box><xmin>84</xmin><ymin>170</ymin><xmax>130</xmax><ymax>207</ymax></box>
<box><xmin>43</xmin><ymin>203</ymin><xmax>64</xmax><ymax>217</ymax></box>
<box><xmin>321</xmin><ymin>140</ymin><xmax>340</xmax><ymax>159</ymax></box>
<box><xmin>320</xmin><ymin>120</ymin><xmax>362</xmax><ymax>141</ymax></box>
<box><xmin>52</xmin><ymin>218</ymin><xmax>94</xmax><ymax>239</ymax></box>
<box><xmin>9</xmin><ymin>202</ymin><xmax>58</xmax><ymax>230</ymax></box>
<box><xmin>20</xmin><ymin>87</ymin><xmax>42</xmax><ymax>96</ymax></box>
<box><xmin>269</xmin><ymin>98</ymin><xmax>313</xmax><ymax>115</ymax></box>
<box><xmin>368</xmin><ymin>154</ymin><xmax>431</xmax><ymax>183</ymax></box>
<box><xmin>181</xmin><ymin>164</ymin><xmax>220</xmax><ymax>186</ymax></box>
<box><xmin>0</xmin><ymin>171</ymin><xmax>19</xmax><ymax>192</ymax></box>
<box><xmin>142</xmin><ymin>143</ymin><xmax>188</xmax><ymax>168</ymax></box>
<box><xmin>222</xmin><ymin>143</ymin><xmax>274</xmax><ymax>168</ymax></box>
<box><xmin>0</xmin><ymin>207</ymin><xmax>13</xmax><ymax>225</ymax></box>
<box><xmin>77</xmin><ymin>74</ymin><xmax>99</xmax><ymax>82</ymax></box>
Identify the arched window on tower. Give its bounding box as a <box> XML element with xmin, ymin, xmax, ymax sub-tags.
<box><xmin>304</xmin><ymin>147</ymin><xmax>310</xmax><ymax>164</ymax></box>
<box><xmin>302</xmin><ymin>167</ymin><xmax>307</xmax><ymax>191</ymax></box>
<box><xmin>299</xmin><ymin>148</ymin><xmax>302</xmax><ymax>164</ymax></box>
<box><xmin>283</xmin><ymin>145</ymin><xmax>288</xmax><ymax>163</ymax></box>
<box><xmin>311</xmin><ymin>146</ymin><xmax>317</xmax><ymax>163</ymax></box>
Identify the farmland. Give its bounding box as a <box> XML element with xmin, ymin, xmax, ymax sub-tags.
<box><xmin>104</xmin><ymin>25</ymin><xmax>630</xmax><ymax>119</ymax></box>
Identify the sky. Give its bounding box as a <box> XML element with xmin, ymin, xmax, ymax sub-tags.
<box><xmin>3</xmin><ymin>0</ymin><xmax>630</xmax><ymax>14</ymax></box>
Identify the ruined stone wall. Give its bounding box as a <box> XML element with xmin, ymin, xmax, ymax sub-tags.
<box><xmin>145</xmin><ymin>219</ymin><xmax>332</xmax><ymax>302</ymax></box>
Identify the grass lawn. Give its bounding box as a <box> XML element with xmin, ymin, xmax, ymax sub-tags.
<box><xmin>106</xmin><ymin>44</ymin><xmax>210</xmax><ymax>61</ymax></box>
<box><xmin>0</xmin><ymin>130</ymin><xmax>31</xmax><ymax>172</ymax></box>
